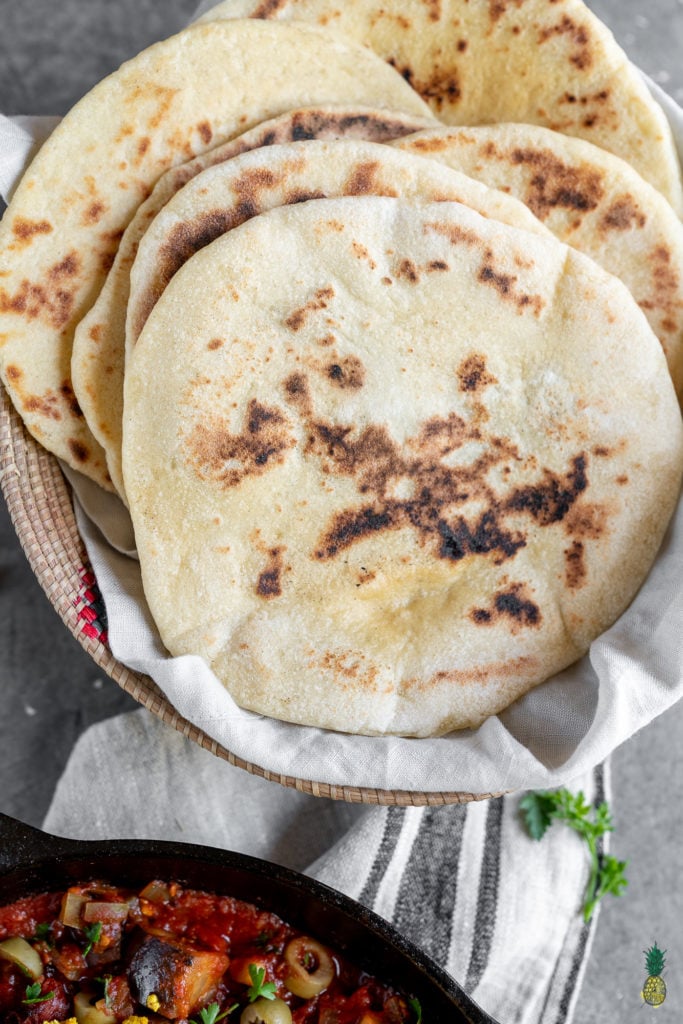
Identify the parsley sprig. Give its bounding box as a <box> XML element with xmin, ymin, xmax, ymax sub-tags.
<box><xmin>408</xmin><ymin>996</ymin><xmax>423</xmax><ymax>1023</ymax></box>
<box><xmin>190</xmin><ymin>1001</ymin><xmax>238</xmax><ymax>1024</ymax></box>
<box><xmin>82</xmin><ymin>921</ymin><xmax>103</xmax><ymax>957</ymax></box>
<box><xmin>247</xmin><ymin>964</ymin><xmax>277</xmax><ymax>1002</ymax></box>
<box><xmin>520</xmin><ymin>788</ymin><xmax>628</xmax><ymax>920</ymax></box>
<box><xmin>22</xmin><ymin>983</ymin><xmax>55</xmax><ymax>1005</ymax></box>
<box><xmin>96</xmin><ymin>975</ymin><xmax>113</xmax><ymax>1009</ymax></box>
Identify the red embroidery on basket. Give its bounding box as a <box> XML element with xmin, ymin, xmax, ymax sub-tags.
<box><xmin>75</xmin><ymin>568</ymin><xmax>109</xmax><ymax>645</ymax></box>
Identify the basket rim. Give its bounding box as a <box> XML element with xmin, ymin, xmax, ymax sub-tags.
<box><xmin>1</xmin><ymin>385</ymin><xmax>501</xmax><ymax>806</ymax></box>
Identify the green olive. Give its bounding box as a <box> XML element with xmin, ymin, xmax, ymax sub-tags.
<box><xmin>240</xmin><ymin>996</ymin><xmax>292</xmax><ymax>1024</ymax></box>
<box><xmin>73</xmin><ymin>991</ymin><xmax>116</xmax><ymax>1024</ymax></box>
<box><xmin>283</xmin><ymin>936</ymin><xmax>335</xmax><ymax>999</ymax></box>
<box><xmin>0</xmin><ymin>938</ymin><xmax>43</xmax><ymax>980</ymax></box>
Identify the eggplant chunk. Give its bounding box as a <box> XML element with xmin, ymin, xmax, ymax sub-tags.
<box><xmin>128</xmin><ymin>935</ymin><xmax>228</xmax><ymax>1019</ymax></box>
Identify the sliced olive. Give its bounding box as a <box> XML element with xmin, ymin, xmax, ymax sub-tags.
<box><xmin>73</xmin><ymin>991</ymin><xmax>116</xmax><ymax>1024</ymax></box>
<box><xmin>240</xmin><ymin>997</ymin><xmax>292</xmax><ymax>1024</ymax></box>
<box><xmin>0</xmin><ymin>937</ymin><xmax>43</xmax><ymax>980</ymax></box>
<box><xmin>283</xmin><ymin>936</ymin><xmax>335</xmax><ymax>999</ymax></box>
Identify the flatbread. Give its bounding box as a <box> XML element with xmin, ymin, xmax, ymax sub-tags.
<box><xmin>86</xmin><ymin>138</ymin><xmax>550</xmax><ymax>500</ymax></box>
<box><xmin>200</xmin><ymin>0</ymin><xmax>683</xmax><ymax>214</ymax></box>
<box><xmin>0</xmin><ymin>20</ymin><xmax>431</xmax><ymax>488</ymax></box>
<box><xmin>123</xmin><ymin>196</ymin><xmax>683</xmax><ymax>736</ymax></box>
<box><xmin>72</xmin><ymin>106</ymin><xmax>438</xmax><ymax>497</ymax></box>
<box><xmin>128</xmin><ymin>140</ymin><xmax>547</xmax><ymax>348</ymax></box>
<box><xmin>393</xmin><ymin>123</ymin><xmax>683</xmax><ymax>402</ymax></box>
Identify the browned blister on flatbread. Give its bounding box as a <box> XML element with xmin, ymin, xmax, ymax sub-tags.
<box><xmin>123</xmin><ymin>197</ymin><xmax>683</xmax><ymax>736</ymax></box>
<box><xmin>76</xmin><ymin>136</ymin><xmax>547</xmax><ymax>501</ymax></box>
<box><xmin>201</xmin><ymin>0</ymin><xmax>683</xmax><ymax>213</ymax></box>
<box><xmin>0</xmin><ymin>20</ymin><xmax>431</xmax><ymax>487</ymax></box>
<box><xmin>393</xmin><ymin>123</ymin><xmax>683</xmax><ymax>403</ymax></box>
<box><xmin>71</xmin><ymin>106</ymin><xmax>438</xmax><ymax>498</ymax></box>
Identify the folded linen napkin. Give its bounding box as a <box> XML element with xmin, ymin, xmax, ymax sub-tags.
<box><xmin>42</xmin><ymin>708</ymin><xmax>608</xmax><ymax>1024</ymax></box>
<box><xmin>0</xmin><ymin>113</ymin><xmax>59</xmax><ymax>201</ymax></box>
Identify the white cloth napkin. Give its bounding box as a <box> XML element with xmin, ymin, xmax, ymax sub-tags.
<box><xmin>42</xmin><ymin>708</ymin><xmax>608</xmax><ymax>1024</ymax></box>
<box><xmin>63</xmin><ymin>485</ymin><xmax>683</xmax><ymax>796</ymax></box>
<box><xmin>0</xmin><ymin>113</ymin><xmax>60</xmax><ymax>201</ymax></box>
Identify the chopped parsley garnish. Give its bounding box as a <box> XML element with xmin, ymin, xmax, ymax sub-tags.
<box><xmin>96</xmin><ymin>975</ymin><xmax>113</xmax><ymax>1009</ymax></box>
<box><xmin>82</xmin><ymin>921</ymin><xmax>103</xmax><ymax>957</ymax></box>
<box><xmin>34</xmin><ymin>923</ymin><xmax>51</xmax><ymax>941</ymax></box>
<box><xmin>247</xmin><ymin>964</ymin><xmax>277</xmax><ymax>1002</ymax></box>
<box><xmin>22</xmin><ymin>983</ymin><xmax>55</xmax><ymax>1005</ymax></box>
<box><xmin>190</xmin><ymin>1001</ymin><xmax>237</xmax><ymax>1024</ymax></box>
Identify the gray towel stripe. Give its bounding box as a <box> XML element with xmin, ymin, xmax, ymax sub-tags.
<box><xmin>391</xmin><ymin>805</ymin><xmax>468</xmax><ymax>964</ymax></box>
<box><xmin>551</xmin><ymin>762</ymin><xmax>606</xmax><ymax>1024</ymax></box>
<box><xmin>359</xmin><ymin>806</ymin><xmax>405</xmax><ymax>909</ymax></box>
<box><xmin>464</xmin><ymin>796</ymin><xmax>505</xmax><ymax>992</ymax></box>
<box><xmin>553</xmin><ymin>917</ymin><xmax>592</xmax><ymax>1024</ymax></box>
<box><xmin>594</xmin><ymin>761</ymin><xmax>606</xmax><ymax>857</ymax></box>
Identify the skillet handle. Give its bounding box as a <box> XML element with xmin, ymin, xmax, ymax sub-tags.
<box><xmin>0</xmin><ymin>813</ymin><xmax>74</xmax><ymax>874</ymax></box>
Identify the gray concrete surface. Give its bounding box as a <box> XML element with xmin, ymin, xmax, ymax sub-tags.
<box><xmin>1</xmin><ymin>2</ymin><xmax>682</xmax><ymax>1022</ymax></box>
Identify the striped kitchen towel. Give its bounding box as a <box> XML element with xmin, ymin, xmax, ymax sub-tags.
<box><xmin>43</xmin><ymin>707</ymin><xmax>605</xmax><ymax>1024</ymax></box>
<box><xmin>308</xmin><ymin>774</ymin><xmax>606</xmax><ymax>1024</ymax></box>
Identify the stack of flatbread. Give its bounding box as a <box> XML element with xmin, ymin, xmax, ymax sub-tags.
<box><xmin>1</xmin><ymin>1</ymin><xmax>682</xmax><ymax>737</ymax></box>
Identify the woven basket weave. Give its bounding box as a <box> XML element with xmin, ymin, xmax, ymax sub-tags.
<box><xmin>1</xmin><ymin>385</ymin><xmax>500</xmax><ymax>806</ymax></box>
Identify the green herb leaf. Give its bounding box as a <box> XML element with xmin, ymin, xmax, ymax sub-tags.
<box><xmin>408</xmin><ymin>996</ymin><xmax>423</xmax><ymax>1023</ymax></box>
<box><xmin>34</xmin><ymin>923</ymin><xmax>52</xmax><ymax>942</ymax></box>
<box><xmin>593</xmin><ymin>802</ymin><xmax>614</xmax><ymax>835</ymax></box>
<box><xmin>22</xmin><ymin>982</ymin><xmax>55</xmax><ymax>1005</ymax></box>
<box><xmin>520</xmin><ymin>788</ymin><xmax>627</xmax><ymax>921</ymax></box>
<box><xmin>583</xmin><ymin>855</ymin><xmax>628</xmax><ymax>922</ymax></box>
<box><xmin>96</xmin><ymin>975</ymin><xmax>113</xmax><ymax>1009</ymax></box>
<box><xmin>247</xmin><ymin>964</ymin><xmax>277</xmax><ymax>1002</ymax></box>
<box><xmin>597</xmin><ymin>855</ymin><xmax>628</xmax><ymax>899</ymax></box>
<box><xmin>83</xmin><ymin>921</ymin><xmax>103</xmax><ymax>957</ymax></box>
<box><xmin>519</xmin><ymin>791</ymin><xmax>558</xmax><ymax>840</ymax></box>
<box><xmin>192</xmin><ymin>1001</ymin><xmax>238</xmax><ymax>1024</ymax></box>
<box><xmin>200</xmin><ymin>1003</ymin><xmax>220</xmax><ymax>1024</ymax></box>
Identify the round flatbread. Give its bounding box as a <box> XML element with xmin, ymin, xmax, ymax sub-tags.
<box><xmin>123</xmin><ymin>196</ymin><xmax>683</xmax><ymax>736</ymax></box>
<box><xmin>128</xmin><ymin>139</ymin><xmax>547</xmax><ymax>348</ymax></box>
<box><xmin>0</xmin><ymin>19</ymin><xmax>431</xmax><ymax>488</ymax></box>
<box><xmin>393</xmin><ymin>123</ymin><xmax>683</xmax><ymax>402</ymax></box>
<box><xmin>200</xmin><ymin>0</ymin><xmax>683</xmax><ymax>214</ymax></box>
<box><xmin>86</xmin><ymin>138</ymin><xmax>549</xmax><ymax>500</ymax></box>
<box><xmin>72</xmin><ymin>106</ymin><xmax>438</xmax><ymax>497</ymax></box>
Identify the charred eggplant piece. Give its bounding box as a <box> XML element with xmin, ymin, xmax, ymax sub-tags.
<box><xmin>128</xmin><ymin>935</ymin><xmax>228</xmax><ymax>1019</ymax></box>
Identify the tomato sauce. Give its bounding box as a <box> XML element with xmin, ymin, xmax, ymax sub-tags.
<box><xmin>0</xmin><ymin>882</ymin><xmax>417</xmax><ymax>1024</ymax></box>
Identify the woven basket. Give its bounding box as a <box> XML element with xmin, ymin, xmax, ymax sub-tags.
<box><xmin>1</xmin><ymin>385</ymin><xmax>500</xmax><ymax>805</ymax></box>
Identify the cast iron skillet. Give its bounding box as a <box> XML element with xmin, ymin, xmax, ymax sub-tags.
<box><xmin>0</xmin><ymin>813</ymin><xmax>497</xmax><ymax>1024</ymax></box>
